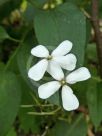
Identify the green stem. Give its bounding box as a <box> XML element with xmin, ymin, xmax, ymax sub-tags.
<box><xmin>9</xmin><ymin>37</ymin><xmax>20</xmax><ymax>43</ymax></box>
<box><xmin>80</xmin><ymin>8</ymin><xmax>91</xmax><ymax>19</ymax></box>
<box><xmin>58</xmin><ymin>117</ymin><xmax>69</xmax><ymax>122</ymax></box>
<box><xmin>4</xmin><ymin>45</ymin><xmax>21</xmax><ymax>71</ymax></box>
<box><xmin>27</xmin><ymin>107</ymin><xmax>61</xmax><ymax>116</ymax></box>
<box><xmin>30</xmin><ymin>91</ymin><xmax>41</xmax><ymax>106</ymax></box>
<box><xmin>21</xmin><ymin>104</ymin><xmax>54</xmax><ymax>108</ymax></box>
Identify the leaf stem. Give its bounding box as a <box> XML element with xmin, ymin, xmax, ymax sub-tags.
<box><xmin>4</xmin><ymin>45</ymin><xmax>21</xmax><ymax>71</ymax></box>
<box><xmin>9</xmin><ymin>37</ymin><xmax>20</xmax><ymax>43</ymax></box>
<box><xmin>21</xmin><ymin>104</ymin><xmax>54</xmax><ymax>108</ymax></box>
<box><xmin>27</xmin><ymin>107</ymin><xmax>61</xmax><ymax>116</ymax></box>
<box><xmin>80</xmin><ymin>8</ymin><xmax>91</xmax><ymax>19</ymax></box>
<box><xmin>29</xmin><ymin>91</ymin><xmax>41</xmax><ymax>106</ymax></box>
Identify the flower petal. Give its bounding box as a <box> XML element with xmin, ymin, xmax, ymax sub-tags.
<box><xmin>31</xmin><ymin>45</ymin><xmax>49</xmax><ymax>57</ymax></box>
<box><xmin>66</xmin><ymin>67</ymin><xmax>91</xmax><ymax>84</ymax></box>
<box><xmin>62</xmin><ymin>85</ymin><xmax>79</xmax><ymax>111</ymax></box>
<box><xmin>47</xmin><ymin>61</ymin><xmax>64</xmax><ymax>80</ymax></box>
<box><xmin>28</xmin><ymin>59</ymin><xmax>48</xmax><ymax>81</ymax></box>
<box><xmin>51</xmin><ymin>40</ymin><xmax>73</xmax><ymax>56</ymax></box>
<box><xmin>53</xmin><ymin>53</ymin><xmax>77</xmax><ymax>71</ymax></box>
<box><xmin>38</xmin><ymin>81</ymin><xmax>61</xmax><ymax>99</ymax></box>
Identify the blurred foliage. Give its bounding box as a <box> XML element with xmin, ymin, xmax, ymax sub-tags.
<box><xmin>0</xmin><ymin>0</ymin><xmax>102</xmax><ymax>136</ymax></box>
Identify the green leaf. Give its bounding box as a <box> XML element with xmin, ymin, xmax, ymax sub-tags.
<box><xmin>87</xmin><ymin>79</ymin><xmax>102</xmax><ymax>128</ymax></box>
<box><xmin>0</xmin><ymin>71</ymin><xmax>21</xmax><ymax>136</ymax></box>
<box><xmin>34</xmin><ymin>2</ymin><xmax>88</xmax><ymax>105</ymax></box>
<box><xmin>22</xmin><ymin>2</ymin><xmax>36</xmax><ymax>24</ymax></box>
<box><xmin>50</xmin><ymin>114</ymin><xmax>87</xmax><ymax>136</ymax></box>
<box><xmin>0</xmin><ymin>26</ymin><xmax>10</xmax><ymax>41</ymax></box>
<box><xmin>6</xmin><ymin>128</ymin><xmax>17</xmax><ymax>136</ymax></box>
<box><xmin>17</xmin><ymin>30</ymin><xmax>38</xmax><ymax>92</ymax></box>
<box><xmin>72</xmin><ymin>81</ymin><xmax>89</xmax><ymax>105</ymax></box>
<box><xmin>5</xmin><ymin>43</ymin><xmax>21</xmax><ymax>74</ymax></box>
<box><xmin>19</xmin><ymin>108</ymin><xmax>41</xmax><ymax>134</ymax></box>
<box><xmin>34</xmin><ymin>2</ymin><xmax>87</xmax><ymax>67</ymax></box>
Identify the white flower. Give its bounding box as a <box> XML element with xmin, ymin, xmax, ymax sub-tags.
<box><xmin>28</xmin><ymin>40</ymin><xmax>77</xmax><ymax>81</ymax></box>
<box><xmin>38</xmin><ymin>67</ymin><xmax>91</xmax><ymax>111</ymax></box>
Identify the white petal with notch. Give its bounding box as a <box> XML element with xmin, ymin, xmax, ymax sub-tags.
<box><xmin>28</xmin><ymin>59</ymin><xmax>48</xmax><ymax>81</ymax></box>
<box><xmin>66</xmin><ymin>67</ymin><xmax>91</xmax><ymax>84</ymax></box>
<box><xmin>53</xmin><ymin>53</ymin><xmax>77</xmax><ymax>71</ymax></box>
<box><xmin>51</xmin><ymin>40</ymin><xmax>73</xmax><ymax>56</ymax></box>
<box><xmin>47</xmin><ymin>61</ymin><xmax>64</xmax><ymax>80</ymax></box>
<box><xmin>38</xmin><ymin>81</ymin><xmax>61</xmax><ymax>99</ymax></box>
<box><xmin>62</xmin><ymin>85</ymin><xmax>79</xmax><ymax>111</ymax></box>
<box><xmin>31</xmin><ymin>45</ymin><xmax>49</xmax><ymax>57</ymax></box>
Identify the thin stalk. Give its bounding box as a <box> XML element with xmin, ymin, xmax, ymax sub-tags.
<box><xmin>91</xmin><ymin>0</ymin><xmax>102</xmax><ymax>78</ymax></box>
<box><xmin>27</xmin><ymin>107</ymin><xmax>61</xmax><ymax>116</ymax></box>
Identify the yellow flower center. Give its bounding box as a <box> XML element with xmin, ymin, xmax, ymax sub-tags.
<box><xmin>60</xmin><ymin>79</ymin><xmax>66</xmax><ymax>86</ymax></box>
<box><xmin>47</xmin><ymin>55</ymin><xmax>53</xmax><ymax>60</ymax></box>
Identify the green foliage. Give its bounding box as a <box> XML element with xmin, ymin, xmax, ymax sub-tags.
<box><xmin>0</xmin><ymin>71</ymin><xmax>21</xmax><ymax>136</ymax></box>
<box><xmin>0</xmin><ymin>0</ymin><xmax>102</xmax><ymax>135</ymax></box>
<box><xmin>0</xmin><ymin>26</ymin><xmax>10</xmax><ymax>41</ymax></box>
<box><xmin>19</xmin><ymin>108</ymin><xmax>41</xmax><ymax>134</ymax></box>
<box><xmin>0</xmin><ymin>62</ymin><xmax>5</xmax><ymax>71</ymax></box>
<box><xmin>50</xmin><ymin>114</ymin><xmax>87</xmax><ymax>136</ymax></box>
<box><xmin>18</xmin><ymin>77</ymin><xmax>41</xmax><ymax>134</ymax></box>
<box><xmin>87</xmin><ymin>80</ymin><xmax>102</xmax><ymax>128</ymax></box>
<box><xmin>34</xmin><ymin>3</ymin><xmax>87</xmax><ymax>66</ymax></box>
<box><xmin>17</xmin><ymin>30</ymin><xmax>37</xmax><ymax>91</ymax></box>
<box><xmin>34</xmin><ymin>2</ymin><xmax>89</xmax><ymax>105</ymax></box>
<box><xmin>6</xmin><ymin>128</ymin><xmax>16</xmax><ymax>136</ymax></box>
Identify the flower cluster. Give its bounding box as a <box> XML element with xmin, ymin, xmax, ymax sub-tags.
<box><xmin>28</xmin><ymin>40</ymin><xmax>91</xmax><ymax>111</ymax></box>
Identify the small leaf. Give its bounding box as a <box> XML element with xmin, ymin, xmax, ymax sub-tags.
<box><xmin>19</xmin><ymin>108</ymin><xmax>41</xmax><ymax>134</ymax></box>
<box><xmin>0</xmin><ymin>26</ymin><xmax>10</xmax><ymax>41</ymax></box>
